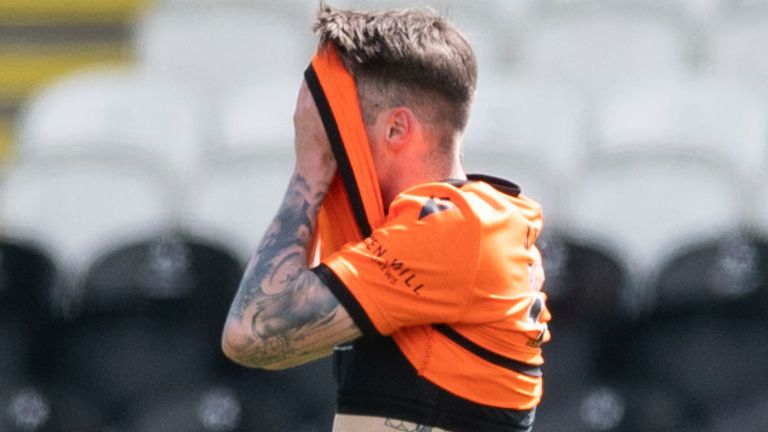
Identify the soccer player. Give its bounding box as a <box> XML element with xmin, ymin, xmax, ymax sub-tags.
<box><xmin>221</xmin><ymin>4</ymin><xmax>550</xmax><ymax>432</ymax></box>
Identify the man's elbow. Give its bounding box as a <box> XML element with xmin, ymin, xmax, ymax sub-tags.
<box><xmin>220</xmin><ymin>319</ymin><xmax>289</xmax><ymax>370</ymax></box>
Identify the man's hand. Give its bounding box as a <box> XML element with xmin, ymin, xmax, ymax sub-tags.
<box><xmin>294</xmin><ymin>81</ymin><xmax>337</xmax><ymax>184</ymax></box>
<box><xmin>221</xmin><ymin>80</ymin><xmax>360</xmax><ymax>370</ymax></box>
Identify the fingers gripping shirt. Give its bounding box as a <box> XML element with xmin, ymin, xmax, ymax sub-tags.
<box><xmin>318</xmin><ymin>178</ymin><xmax>551</xmax><ymax>410</ymax></box>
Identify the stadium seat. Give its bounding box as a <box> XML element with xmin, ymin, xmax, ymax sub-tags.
<box><xmin>538</xmin><ymin>377</ymin><xmax>711</xmax><ymax>432</ymax></box>
<box><xmin>536</xmin><ymin>231</ymin><xmax>632</xmax><ymax>431</ymax></box>
<box><xmin>0</xmin><ymin>239</ymin><xmax>58</xmax><ymax>366</ymax></box>
<box><xmin>0</xmin><ymin>155</ymin><xmax>175</xmax><ymax>285</ymax></box>
<box><xmin>712</xmin><ymin>390</ymin><xmax>768</xmax><ymax>432</ymax></box>
<box><xmin>652</xmin><ymin>234</ymin><xmax>767</xmax><ymax>312</ymax></box>
<box><xmin>519</xmin><ymin>3</ymin><xmax>689</xmax><ymax>95</ymax></box>
<box><xmin>135</xmin><ymin>2</ymin><xmax>313</xmax><ymax>98</ymax></box>
<box><xmin>463</xmin><ymin>75</ymin><xmax>589</xmax><ymax>199</ymax></box>
<box><xmin>130</xmin><ymin>383</ymin><xmax>248</xmax><ymax>432</ymax></box>
<box><xmin>210</xmin><ymin>357</ymin><xmax>336</xmax><ymax>432</ymax></box>
<box><xmin>754</xmin><ymin>176</ymin><xmax>768</xmax><ymax>236</ymax></box>
<box><xmin>0</xmin><ymin>381</ymin><xmax>111</xmax><ymax>432</ymax></box>
<box><xmin>566</xmin><ymin>154</ymin><xmax>745</xmax><ymax>302</ymax></box>
<box><xmin>0</xmin><ymin>239</ymin><xmax>57</xmax><ymax>385</ymax></box>
<box><xmin>216</xmin><ymin>77</ymin><xmax>300</xmax><ymax>155</ymax></box>
<box><xmin>708</xmin><ymin>4</ymin><xmax>768</xmax><ymax>83</ymax></box>
<box><xmin>179</xmin><ymin>152</ymin><xmax>294</xmax><ymax>263</ymax></box>
<box><xmin>131</xmin><ymin>368</ymin><xmax>336</xmax><ymax>432</ymax></box>
<box><xmin>51</xmin><ymin>234</ymin><xmax>242</xmax><ymax>427</ymax></box>
<box><xmin>603</xmin><ymin>279</ymin><xmax>768</xmax><ymax>431</ymax></box>
<box><xmin>542</xmin><ymin>0</ymin><xmax>725</xmax><ymax>26</ymax></box>
<box><xmin>15</xmin><ymin>66</ymin><xmax>208</xmax><ymax>180</ymax></box>
<box><xmin>593</xmin><ymin>73</ymin><xmax>768</xmax><ymax>181</ymax></box>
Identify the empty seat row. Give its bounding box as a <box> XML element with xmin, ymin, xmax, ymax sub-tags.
<box><xmin>131</xmin><ymin>0</ymin><xmax>768</xmax><ymax>95</ymax></box>
<box><xmin>2</xmin><ymin>151</ymin><xmax>766</xmax><ymax>313</ymax></box>
<box><xmin>0</xmin><ymin>229</ymin><xmax>335</xmax><ymax>432</ymax></box>
<box><xmin>16</xmin><ymin>65</ymin><xmax>768</xmax><ymax>187</ymax></box>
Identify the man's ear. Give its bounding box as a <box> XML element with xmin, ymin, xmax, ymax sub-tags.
<box><xmin>385</xmin><ymin>107</ymin><xmax>415</xmax><ymax>150</ymax></box>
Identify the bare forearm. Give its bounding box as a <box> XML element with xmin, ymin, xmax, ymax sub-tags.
<box><xmin>226</xmin><ymin>171</ymin><xmax>321</xmax><ymax>321</ymax></box>
<box><xmin>222</xmin><ymin>169</ymin><xmax>360</xmax><ymax>368</ymax></box>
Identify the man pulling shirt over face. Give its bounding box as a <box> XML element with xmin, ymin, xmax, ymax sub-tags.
<box><xmin>221</xmin><ymin>4</ymin><xmax>551</xmax><ymax>432</ymax></box>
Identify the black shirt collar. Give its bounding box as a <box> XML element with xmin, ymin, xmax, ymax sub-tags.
<box><xmin>443</xmin><ymin>174</ymin><xmax>522</xmax><ymax>197</ymax></box>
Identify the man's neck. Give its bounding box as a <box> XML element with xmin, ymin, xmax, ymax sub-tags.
<box><xmin>382</xmin><ymin>160</ymin><xmax>465</xmax><ymax>208</ymax></box>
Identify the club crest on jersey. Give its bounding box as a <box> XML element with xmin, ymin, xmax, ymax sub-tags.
<box><xmin>418</xmin><ymin>196</ymin><xmax>455</xmax><ymax>220</ymax></box>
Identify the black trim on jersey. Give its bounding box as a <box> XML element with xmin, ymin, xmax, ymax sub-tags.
<box><xmin>467</xmin><ymin>174</ymin><xmax>522</xmax><ymax>197</ymax></box>
<box><xmin>304</xmin><ymin>64</ymin><xmax>372</xmax><ymax>238</ymax></box>
<box><xmin>433</xmin><ymin>324</ymin><xmax>542</xmax><ymax>377</ymax></box>
<box><xmin>334</xmin><ymin>335</ymin><xmax>536</xmax><ymax>432</ymax></box>
<box><xmin>312</xmin><ymin>263</ymin><xmax>379</xmax><ymax>336</ymax></box>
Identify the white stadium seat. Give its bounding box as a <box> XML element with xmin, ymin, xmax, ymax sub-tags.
<box><xmin>709</xmin><ymin>6</ymin><xmax>768</xmax><ymax>83</ymax></box>
<box><xmin>520</xmin><ymin>4</ymin><xmax>689</xmax><ymax>95</ymax></box>
<box><xmin>135</xmin><ymin>2</ymin><xmax>312</xmax><ymax>97</ymax></box>
<box><xmin>179</xmin><ymin>152</ymin><xmax>294</xmax><ymax>262</ymax></box>
<box><xmin>543</xmin><ymin>0</ymin><xmax>725</xmax><ymax>24</ymax></box>
<box><xmin>216</xmin><ymin>77</ymin><xmax>299</xmax><ymax>155</ymax></box>
<box><xmin>463</xmin><ymin>75</ymin><xmax>588</xmax><ymax>223</ymax></box>
<box><xmin>594</xmin><ymin>73</ymin><xmax>768</xmax><ymax>180</ymax></box>
<box><xmin>464</xmin><ymin>75</ymin><xmax>589</xmax><ymax>182</ymax></box>
<box><xmin>0</xmin><ymin>155</ymin><xmax>174</xmax><ymax>281</ymax></box>
<box><xmin>15</xmin><ymin>66</ymin><xmax>208</xmax><ymax>179</ymax></box>
<box><xmin>566</xmin><ymin>154</ymin><xmax>745</xmax><ymax>286</ymax></box>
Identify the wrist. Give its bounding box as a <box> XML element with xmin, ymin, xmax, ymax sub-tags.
<box><xmin>295</xmin><ymin>155</ymin><xmax>336</xmax><ymax>183</ymax></box>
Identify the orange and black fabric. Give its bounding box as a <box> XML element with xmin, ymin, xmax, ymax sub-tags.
<box><xmin>305</xmin><ymin>44</ymin><xmax>550</xmax><ymax>432</ymax></box>
<box><xmin>304</xmin><ymin>44</ymin><xmax>386</xmax><ymax>260</ymax></box>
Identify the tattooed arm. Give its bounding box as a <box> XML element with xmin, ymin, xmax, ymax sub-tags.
<box><xmin>221</xmin><ymin>82</ymin><xmax>361</xmax><ymax>370</ymax></box>
<box><xmin>333</xmin><ymin>414</ymin><xmax>450</xmax><ymax>432</ymax></box>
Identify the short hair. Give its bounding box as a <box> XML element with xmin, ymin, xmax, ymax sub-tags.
<box><xmin>313</xmin><ymin>3</ymin><xmax>478</xmax><ymax>148</ymax></box>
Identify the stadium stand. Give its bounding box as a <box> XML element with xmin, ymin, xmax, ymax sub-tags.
<box><xmin>47</xmin><ymin>234</ymin><xmax>242</xmax><ymax>430</ymax></box>
<box><xmin>708</xmin><ymin>2</ymin><xmax>768</xmax><ymax>84</ymax></box>
<box><xmin>596</xmin><ymin>246</ymin><xmax>768</xmax><ymax>431</ymax></box>
<box><xmin>1</xmin><ymin>1</ymin><xmax>768</xmax><ymax>431</ymax></box>
<box><xmin>0</xmin><ymin>154</ymin><xmax>175</xmax><ymax>287</ymax></box>
<box><xmin>0</xmin><ymin>0</ymin><xmax>147</xmax><ymax>160</ymax></box>
<box><xmin>0</xmin><ymin>238</ymin><xmax>55</xmax><ymax>384</ymax></box>
<box><xmin>541</xmin><ymin>0</ymin><xmax>728</xmax><ymax>29</ymax></box>
<box><xmin>15</xmin><ymin>66</ymin><xmax>209</xmax><ymax>181</ymax></box>
<box><xmin>463</xmin><ymin>75</ymin><xmax>589</xmax><ymax>216</ymax></box>
<box><xmin>216</xmin><ymin>76</ymin><xmax>300</xmax><ymax>155</ymax></box>
<box><xmin>179</xmin><ymin>152</ymin><xmax>294</xmax><ymax>263</ymax></box>
<box><xmin>713</xmin><ymin>390</ymin><xmax>768</xmax><ymax>432</ymax></box>
<box><xmin>135</xmin><ymin>2</ymin><xmax>313</xmax><ymax>99</ymax></box>
<box><xmin>519</xmin><ymin>2</ymin><xmax>691</xmax><ymax>96</ymax></box>
<box><xmin>593</xmin><ymin>72</ymin><xmax>768</xmax><ymax>182</ymax></box>
<box><xmin>566</xmin><ymin>154</ymin><xmax>746</xmax><ymax>311</ymax></box>
<box><xmin>535</xmin><ymin>236</ymin><xmax>632</xmax><ymax>431</ymax></box>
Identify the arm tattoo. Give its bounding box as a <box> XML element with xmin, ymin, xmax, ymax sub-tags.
<box><xmin>225</xmin><ymin>172</ymin><xmax>361</xmax><ymax>367</ymax></box>
<box><xmin>384</xmin><ymin>419</ymin><xmax>436</xmax><ymax>432</ymax></box>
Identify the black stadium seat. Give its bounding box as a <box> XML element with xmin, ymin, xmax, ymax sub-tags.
<box><xmin>0</xmin><ymin>239</ymin><xmax>57</xmax><ymax>383</ymax></box>
<box><xmin>536</xmin><ymin>232</ymin><xmax>633</xmax><ymax>432</ymax></box>
<box><xmin>50</xmin><ymin>234</ymin><xmax>242</xmax><ymax>428</ymax></box>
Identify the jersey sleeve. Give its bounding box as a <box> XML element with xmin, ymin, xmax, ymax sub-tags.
<box><xmin>312</xmin><ymin>185</ymin><xmax>482</xmax><ymax>336</ymax></box>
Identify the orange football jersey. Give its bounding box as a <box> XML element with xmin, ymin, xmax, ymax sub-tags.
<box><xmin>319</xmin><ymin>178</ymin><xmax>550</xmax><ymax>409</ymax></box>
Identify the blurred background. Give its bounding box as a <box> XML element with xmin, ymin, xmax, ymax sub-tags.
<box><xmin>1</xmin><ymin>0</ymin><xmax>768</xmax><ymax>431</ymax></box>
